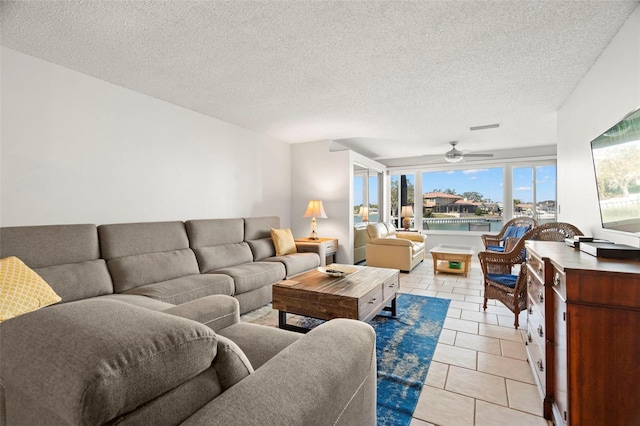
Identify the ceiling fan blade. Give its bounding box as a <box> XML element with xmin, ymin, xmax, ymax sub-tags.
<box><xmin>462</xmin><ymin>153</ymin><xmax>494</xmax><ymax>158</ymax></box>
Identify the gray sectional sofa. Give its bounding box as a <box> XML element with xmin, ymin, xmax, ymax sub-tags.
<box><xmin>0</xmin><ymin>217</ymin><xmax>377</xmax><ymax>425</ymax></box>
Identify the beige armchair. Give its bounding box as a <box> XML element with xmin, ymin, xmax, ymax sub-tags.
<box><xmin>354</xmin><ymin>225</ymin><xmax>368</xmax><ymax>264</ymax></box>
<box><xmin>365</xmin><ymin>222</ymin><xmax>426</xmax><ymax>272</ymax></box>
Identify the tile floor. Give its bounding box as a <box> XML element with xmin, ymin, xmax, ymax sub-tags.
<box><xmin>402</xmin><ymin>258</ymin><xmax>551</xmax><ymax>426</ymax></box>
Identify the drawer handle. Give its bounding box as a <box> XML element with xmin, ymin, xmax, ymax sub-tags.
<box><xmin>538</xmin><ymin>291</ymin><xmax>544</xmax><ymax>303</ymax></box>
<box><xmin>368</xmin><ymin>298</ymin><xmax>377</xmax><ymax>304</ymax></box>
<box><xmin>387</xmin><ymin>283</ymin><xmax>396</xmax><ymax>288</ymax></box>
<box><xmin>528</xmin><ymin>306</ymin><xmax>533</xmax><ymax>315</ymax></box>
<box><xmin>538</xmin><ymin>325</ymin><xmax>544</xmax><ymax>337</ymax></box>
<box><xmin>553</xmin><ymin>274</ymin><xmax>561</xmax><ymax>286</ymax></box>
<box><xmin>527</xmin><ymin>332</ymin><xmax>532</xmax><ymax>343</ymax></box>
<box><xmin>538</xmin><ymin>265</ymin><xmax>543</xmax><ymax>273</ymax></box>
<box><xmin>537</xmin><ymin>359</ymin><xmax>544</xmax><ymax>372</ymax></box>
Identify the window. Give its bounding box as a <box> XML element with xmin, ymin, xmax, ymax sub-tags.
<box><xmin>513</xmin><ymin>165</ymin><xmax>557</xmax><ymax>224</ymax></box>
<box><xmin>387</xmin><ymin>161</ymin><xmax>556</xmax><ymax>232</ymax></box>
<box><xmin>422</xmin><ymin>168</ymin><xmax>503</xmax><ymax>232</ymax></box>
<box><xmin>390</xmin><ymin>173</ymin><xmax>415</xmax><ymax>229</ymax></box>
<box><xmin>354</xmin><ymin>166</ymin><xmax>382</xmax><ymax>224</ymax></box>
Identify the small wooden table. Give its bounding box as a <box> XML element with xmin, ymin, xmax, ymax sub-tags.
<box><xmin>272</xmin><ymin>264</ymin><xmax>400</xmax><ymax>333</ymax></box>
<box><xmin>430</xmin><ymin>244</ymin><xmax>475</xmax><ymax>277</ymax></box>
<box><xmin>295</xmin><ymin>237</ymin><xmax>338</xmax><ymax>265</ymax></box>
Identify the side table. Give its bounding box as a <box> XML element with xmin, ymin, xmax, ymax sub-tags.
<box><xmin>295</xmin><ymin>237</ymin><xmax>338</xmax><ymax>266</ymax></box>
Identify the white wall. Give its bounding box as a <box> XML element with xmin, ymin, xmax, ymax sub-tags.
<box><xmin>291</xmin><ymin>140</ymin><xmax>352</xmax><ymax>262</ymax></box>
<box><xmin>557</xmin><ymin>5</ymin><xmax>640</xmax><ymax>247</ymax></box>
<box><xmin>0</xmin><ymin>47</ymin><xmax>292</xmax><ymax>227</ymax></box>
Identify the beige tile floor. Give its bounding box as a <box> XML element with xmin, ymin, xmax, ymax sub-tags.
<box><xmin>402</xmin><ymin>258</ymin><xmax>552</xmax><ymax>426</ymax></box>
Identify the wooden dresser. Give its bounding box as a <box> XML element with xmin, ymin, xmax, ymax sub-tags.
<box><xmin>525</xmin><ymin>241</ymin><xmax>640</xmax><ymax>426</ymax></box>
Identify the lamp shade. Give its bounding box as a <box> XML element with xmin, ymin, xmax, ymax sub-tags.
<box><xmin>303</xmin><ymin>200</ymin><xmax>327</xmax><ymax>218</ymax></box>
<box><xmin>359</xmin><ymin>206</ymin><xmax>369</xmax><ymax>222</ymax></box>
<box><xmin>401</xmin><ymin>205</ymin><xmax>414</xmax><ymax>217</ymax></box>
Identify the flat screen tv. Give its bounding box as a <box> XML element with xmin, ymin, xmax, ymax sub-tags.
<box><xmin>590</xmin><ymin>107</ymin><xmax>640</xmax><ymax>235</ymax></box>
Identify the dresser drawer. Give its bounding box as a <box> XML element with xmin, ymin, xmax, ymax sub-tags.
<box><xmin>359</xmin><ymin>285</ymin><xmax>383</xmax><ymax>320</ymax></box>
<box><xmin>527</xmin><ymin>295</ymin><xmax>546</xmax><ymax>346</ymax></box>
<box><xmin>526</xmin><ymin>329</ymin><xmax>547</xmax><ymax>391</ymax></box>
<box><xmin>550</xmin><ymin>265</ymin><xmax>566</xmax><ymax>300</ymax></box>
<box><xmin>527</xmin><ymin>272</ymin><xmax>545</xmax><ymax>315</ymax></box>
<box><xmin>526</xmin><ymin>251</ymin><xmax>545</xmax><ymax>283</ymax></box>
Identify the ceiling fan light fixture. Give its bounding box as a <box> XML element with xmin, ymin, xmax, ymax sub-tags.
<box><xmin>445</xmin><ymin>155</ymin><xmax>463</xmax><ymax>163</ymax></box>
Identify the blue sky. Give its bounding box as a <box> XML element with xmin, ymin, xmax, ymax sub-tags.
<box><xmin>354</xmin><ymin>166</ymin><xmax>556</xmax><ymax>206</ymax></box>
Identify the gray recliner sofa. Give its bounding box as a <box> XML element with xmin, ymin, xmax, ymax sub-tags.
<box><xmin>0</xmin><ymin>219</ymin><xmax>377</xmax><ymax>425</ymax></box>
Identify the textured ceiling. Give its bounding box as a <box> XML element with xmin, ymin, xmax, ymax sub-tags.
<box><xmin>1</xmin><ymin>1</ymin><xmax>638</xmax><ymax>163</ymax></box>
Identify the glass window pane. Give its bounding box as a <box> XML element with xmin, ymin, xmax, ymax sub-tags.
<box><xmin>353</xmin><ymin>174</ymin><xmax>365</xmax><ymax>224</ymax></box>
<box><xmin>421</xmin><ymin>168</ymin><xmax>504</xmax><ymax>232</ymax></box>
<box><xmin>513</xmin><ymin>167</ymin><xmax>534</xmax><ymax>219</ymax></box>
<box><xmin>535</xmin><ymin>165</ymin><xmax>557</xmax><ymax>223</ymax></box>
<box><xmin>390</xmin><ymin>174</ymin><xmax>414</xmax><ymax>229</ymax></box>
<box><xmin>369</xmin><ymin>172</ymin><xmax>379</xmax><ymax>223</ymax></box>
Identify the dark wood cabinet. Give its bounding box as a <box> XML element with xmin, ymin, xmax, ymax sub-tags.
<box><xmin>525</xmin><ymin>241</ymin><xmax>640</xmax><ymax>425</ymax></box>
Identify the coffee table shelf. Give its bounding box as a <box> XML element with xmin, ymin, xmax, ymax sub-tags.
<box><xmin>429</xmin><ymin>244</ymin><xmax>475</xmax><ymax>278</ymax></box>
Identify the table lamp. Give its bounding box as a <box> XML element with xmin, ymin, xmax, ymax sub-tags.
<box><xmin>304</xmin><ymin>200</ymin><xmax>327</xmax><ymax>240</ymax></box>
<box><xmin>401</xmin><ymin>205</ymin><xmax>413</xmax><ymax>230</ymax></box>
<box><xmin>359</xmin><ymin>206</ymin><xmax>369</xmax><ymax>223</ymax></box>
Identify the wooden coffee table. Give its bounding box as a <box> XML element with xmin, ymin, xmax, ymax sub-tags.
<box><xmin>429</xmin><ymin>244</ymin><xmax>475</xmax><ymax>277</ymax></box>
<box><xmin>272</xmin><ymin>264</ymin><xmax>400</xmax><ymax>333</ymax></box>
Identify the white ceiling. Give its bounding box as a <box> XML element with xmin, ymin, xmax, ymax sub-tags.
<box><xmin>1</xmin><ymin>1</ymin><xmax>638</xmax><ymax>164</ymax></box>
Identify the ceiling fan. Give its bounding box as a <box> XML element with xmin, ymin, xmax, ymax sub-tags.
<box><xmin>442</xmin><ymin>141</ymin><xmax>494</xmax><ymax>163</ymax></box>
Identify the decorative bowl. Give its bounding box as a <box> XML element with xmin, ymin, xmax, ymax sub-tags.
<box><xmin>317</xmin><ymin>265</ymin><xmax>358</xmax><ymax>277</ymax></box>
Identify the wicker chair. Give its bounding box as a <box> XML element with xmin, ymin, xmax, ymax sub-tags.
<box><xmin>481</xmin><ymin>217</ymin><xmax>537</xmax><ymax>252</ymax></box>
<box><xmin>478</xmin><ymin>222</ymin><xmax>583</xmax><ymax>328</ymax></box>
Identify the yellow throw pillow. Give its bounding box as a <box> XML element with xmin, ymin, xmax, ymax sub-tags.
<box><xmin>271</xmin><ymin>228</ymin><xmax>297</xmax><ymax>256</ymax></box>
<box><xmin>0</xmin><ymin>256</ymin><xmax>62</xmax><ymax>322</ymax></box>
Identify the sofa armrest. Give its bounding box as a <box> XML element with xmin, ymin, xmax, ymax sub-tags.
<box><xmin>162</xmin><ymin>295</ymin><xmax>240</xmax><ymax>332</ymax></box>
<box><xmin>182</xmin><ymin>319</ymin><xmax>377</xmax><ymax>426</ymax></box>
<box><xmin>295</xmin><ymin>242</ymin><xmax>326</xmax><ymax>265</ymax></box>
<box><xmin>396</xmin><ymin>232</ymin><xmax>426</xmax><ymax>243</ymax></box>
<box><xmin>371</xmin><ymin>237</ymin><xmax>411</xmax><ymax>246</ymax></box>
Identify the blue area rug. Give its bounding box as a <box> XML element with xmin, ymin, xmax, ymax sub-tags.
<box><xmin>372</xmin><ymin>294</ymin><xmax>450</xmax><ymax>425</ymax></box>
<box><xmin>247</xmin><ymin>293</ymin><xmax>450</xmax><ymax>424</ymax></box>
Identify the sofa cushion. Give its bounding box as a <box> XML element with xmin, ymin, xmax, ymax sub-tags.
<box><xmin>99</xmin><ymin>222</ymin><xmax>202</xmax><ymax>293</ymax></box>
<box><xmin>186</xmin><ymin>218</ymin><xmax>257</xmax><ymax>272</ymax></box>
<box><xmin>210</xmin><ymin>262</ymin><xmax>285</xmax><ymax>294</ymax></box>
<box><xmin>186</xmin><ymin>218</ymin><xmax>245</xmax><ymax>249</ymax></box>
<box><xmin>0</xmin><ymin>299</ymin><xmax>217</xmax><ymax>425</ymax></box>
<box><xmin>193</xmin><ymin>243</ymin><xmax>255</xmax><ymax>273</ymax></box>
<box><xmin>219</xmin><ymin>322</ymin><xmax>302</xmax><ymax>369</ymax></box>
<box><xmin>244</xmin><ymin>216</ymin><xmax>279</xmax><ymax>260</ymax></box>
<box><xmin>0</xmin><ymin>256</ymin><xmax>61</xmax><ymax>322</ymax></box>
<box><xmin>120</xmin><ymin>273</ymin><xmax>234</xmax><ymax>305</ymax></box>
<box><xmin>263</xmin><ymin>253</ymin><xmax>320</xmax><ymax>277</ymax></box>
<box><xmin>99</xmin><ymin>221</ymin><xmax>190</xmax><ymax>259</ymax></box>
<box><xmin>212</xmin><ymin>335</ymin><xmax>254</xmax><ymax>391</ymax></box>
<box><xmin>0</xmin><ymin>224</ymin><xmax>113</xmax><ymax>301</ymax></box>
<box><xmin>162</xmin><ymin>294</ymin><xmax>241</xmax><ymax>332</ymax></box>
<box><xmin>270</xmin><ymin>228</ymin><xmax>296</xmax><ymax>256</ymax></box>
<box><xmin>98</xmin><ymin>293</ymin><xmax>176</xmax><ymax>311</ymax></box>
<box><xmin>35</xmin><ymin>259</ymin><xmax>114</xmax><ymax>303</ymax></box>
<box><xmin>0</xmin><ymin>224</ymin><xmax>100</xmax><ymax>267</ymax></box>
<box><xmin>107</xmin><ymin>249</ymin><xmax>202</xmax><ymax>293</ymax></box>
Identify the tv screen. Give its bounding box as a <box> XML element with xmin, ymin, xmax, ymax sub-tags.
<box><xmin>590</xmin><ymin>107</ymin><xmax>640</xmax><ymax>235</ymax></box>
